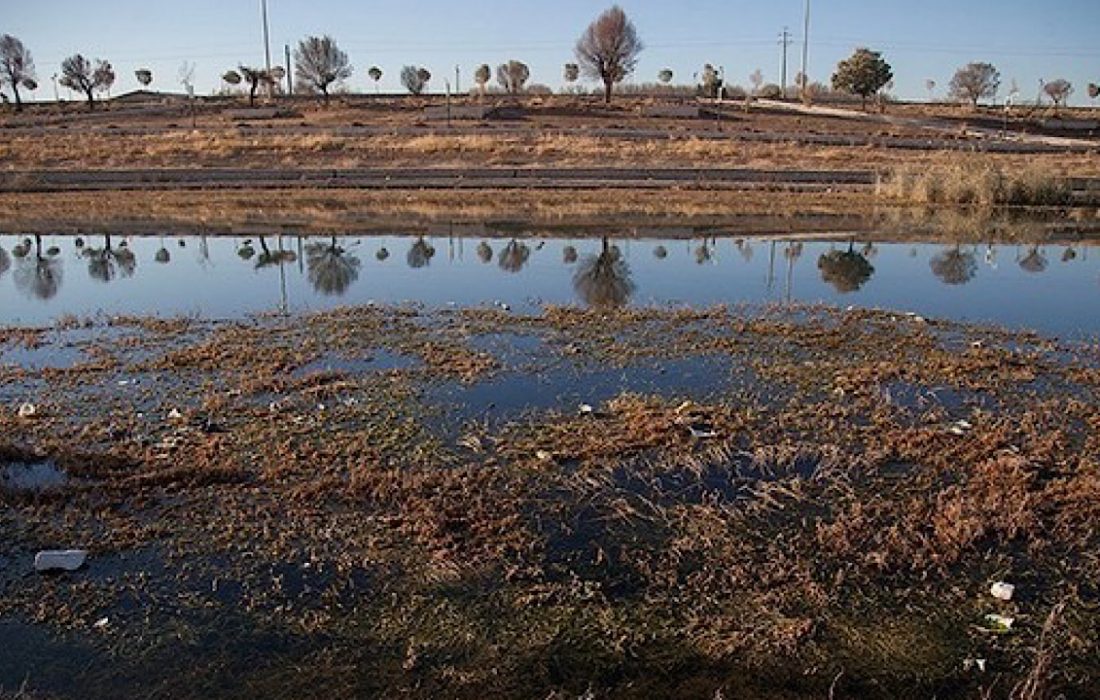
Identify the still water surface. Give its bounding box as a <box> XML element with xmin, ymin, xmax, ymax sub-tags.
<box><xmin>0</xmin><ymin>232</ymin><xmax>1096</xmax><ymax>336</ymax></box>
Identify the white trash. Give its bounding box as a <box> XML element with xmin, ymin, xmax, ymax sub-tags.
<box><xmin>17</xmin><ymin>403</ymin><xmax>37</xmax><ymax>419</ymax></box>
<box><xmin>990</xmin><ymin>581</ymin><xmax>1015</xmax><ymax>601</ymax></box>
<box><xmin>34</xmin><ymin>549</ymin><xmax>88</xmax><ymax>573</ymax></box>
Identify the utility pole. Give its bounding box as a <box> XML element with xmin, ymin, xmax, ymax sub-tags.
<box><xmin>285</xmin><ymin>44</ymin><xmax>293</xmax><ymax>94</ymax></box>
<box><xmin>779</xmin><ymin>27</ymin><xmax>791</xmax><ymax>99</ymax></box>
<box><xmin>455</xmin><ymin>65</ymin><xmax>460</xmax><ymax>94</ymax></box>
<box><xmin>261</xmin><ymin>0</ymin><xmax>273</xmax><ymax>95</ymax></box>
<box><xmin>800</xmin><ymin>0</ymin><xmax>811</xmax><ymax>98</ymax></box>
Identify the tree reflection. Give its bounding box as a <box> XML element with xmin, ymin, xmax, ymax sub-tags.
<box><xmin>1018</xmin><ymin>246</ymin><xmax>1047</xmax><ymax>274</ymax></box>
<box><xmin>476</xmin><ymin>241</ymin><xmax>494</xmax><ymax>263</ymax></box>
<box><xmin>653</xmin><ymin>245</ymin><xmax>668</xmax><ymax>260</ymax></box>
<box><xmin>930</xmin><ymin>245</ymin><xmax>977</xmax><ymax>286</ymax></box>
<box><xmin>407</xmin><ymin>237</ymin><xmax>435</xmax><ymax>269</ymax></box>
<box><xmin>14</xmin><ymin>235</ymin><xmax>63</xmax><ymax>300</ymax></box>
<box><xmin>498</xmin><ymin>239</ymin><xmax>530</xmax><ymax>273</ymax></box>
<box><xmin>83</xmin><ymin>235</ymin><xmax>136</xmax><ymax>283</ymax></box>
<box><xmin>254</xmin><ymin>237</ymin><xmax>297</xmax><ymax>269</ymax></box>
<box><xmin>572</xmin><ymin>237</ymin><xmax>635</xmax><ymax>309</ymax></box>
<box><xmin>305</xmin><ymin>237</ymin><xmax>361</xmax><ymax>296</ymax></box>
<box><xmin>0</xmin><ymin>246</ymin><xmax>9</xmax><ymax>278</ymax></box>
<box><xmin>694</xmin><ymin>243</ymin><xmax>712</xmax><ymax>265</ymax></box>
<box><xmin>563</xmin><ymin>245</ymin><xmax>578</xmax><ymax>264</ymax></box>
<box><xmin>817</xmin><ymin>243</ymin><xmax>875</xmax><ymax>293</ymax></box>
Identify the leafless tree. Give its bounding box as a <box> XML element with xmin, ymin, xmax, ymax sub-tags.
<box><xmin>0</xmin><ymin>35</ymin><xmax>36</xmax><ymax>111</ymax></box>
<box><xmin>134</xmin><ymin>68</ymin><xmax>153</xmax><ymax>88</ymax></box>
<box><xmin>294</xmin><ymin>35</ymin><xmax>352</xmax><ymax>102</ymax></box>
<box><xmin>749</xmin><ymin>68</ymin><xmax>764</xmax><ymax>96</ymax></box>
<box><xmin>948</xmin><ymin>62</ymin><xmax>1000</xmax><ymax>107</ymax></box>
<box><xmin>574</xmin><ymin>5</ymin><xmax>643</xmax><ymax>103</ymax></box>
<box><xmin>238</xmin><ymin>66</ymin><xmax>272</xmax><ymax>106</ymax></box>
<box><xmin>474</xmin><ymin>64</ymin><xmax>491</xmax><ymax>94</ymax></box>
<box><xmin>496</xmin><ymin>60</ymin><xmax>530</xmax><ymax>94</ymax></box>
<box><xmin>59</xmin><ymin>55</ymin><xmax>114</xmax><ymax>111</ymax></box>
<box><xmin>368</xmin><ymin>66</ymin><xmax>382</xmax><ymax>92</ymax></box>
<box><xmin>1043</xmin><ymin>78</ymin><xmax>1073</xmax><ymax>108</ymax></box>
<box><xmin>401</xmin><ymin>65</ymin><xmax>429</xmax><ymax>95</ymax></box>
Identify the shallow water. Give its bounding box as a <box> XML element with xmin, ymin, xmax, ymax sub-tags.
<box><xmin>0</xmin><ymin>232</ymin><xmax>1097</xmax><ymax>337</ymax></box>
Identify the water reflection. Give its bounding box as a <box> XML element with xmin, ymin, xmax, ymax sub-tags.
<box><xmin>14</xmin><ymin>236</ymin><xmax>63</xmax><ymax>300</ymax></box>
<box><xmin>930</xmin><ymin>246</ymin><xmax>977</xmax><ymax>286</ymax></box>
<box><xmin>817</xmin><ymin>244</ymin><xmax>875</xmax><ymax>293</ymax></box>
<box><xmin>407</xmin><ymin>237</ymin><xmax>435</xmax><ymax>269</ymax></box>
<box><xmin>305</xmin><ymin>237</ymin><xmax>361</xmax><ymax>296</ymax></box>
<box><xmin>1019</xmin><ymin>246</ymin><xmax>1047</xmax><ymax>274</ymax></box>
<box><xmin>0</xmin><ymin>232</ymin><xmax>1096</xmax><ymax>335</ymax></box>
<box><xmin>573</xmin><ymin>237</ymin><xmax>635</xmax><ymax>309</ymax></box>
<box><xmin>82</xmin><ymin>235</ymin><xmax>136</xmax><ymax>283</ymax></box>
<box><xmin>498</xmin><ymin>240</ymin><xmax>530</xmax><ymax>273</ymax></box>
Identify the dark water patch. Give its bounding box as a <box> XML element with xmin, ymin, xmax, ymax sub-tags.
<box><xmin>432</xmin><ymin>354</ymin><xmax>739</xmax><ymax>426</ymax></box>
<box><xmin>292</xmin><ymin>349</ymin><xmax>418</xmax><ymax>378</ymax></box>
<box><xmin>0</xmin><ymin>459</ymin><xmax>68</xmax><ymax>493</ymax></box>
<box><xmin>0</xmin><ymin>343</ymin><xmax>87</xmax><ymax>370</ymax></box>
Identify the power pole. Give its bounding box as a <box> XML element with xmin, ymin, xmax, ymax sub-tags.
<box><xmin>261</xmin><ymin>0</ymin><xmax>273</xmax><ymax>95</ymax></box>
<box><xmin>779</xmin><ymin>27</ymin><xmax>791</xmax><ymax>99</ymax></box>
<box><xmin>455</xmin><ymin>65</ymin><xmax>460</xmax><ymax>94</ymax></box>
<box><xmin>800</xmin><ymin>0</ymin><xmax>811</xmax><ymax>97</ymax></box>
<box><xmin>285</xmin><ymin>44</ymin><xmax>293</xmax><ymax>94</ymax></box>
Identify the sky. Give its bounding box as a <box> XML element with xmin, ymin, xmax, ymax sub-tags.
<box><xmin>4</xmin><ymin>0</ymin><xmax>1099</xmax><ymax>104</ymax></box>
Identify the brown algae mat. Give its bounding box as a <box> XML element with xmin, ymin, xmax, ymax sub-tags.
<box><xmin>0</xmin><ymin>304</ymin><xmax>1098</xmax><ymax>699</ymax></box>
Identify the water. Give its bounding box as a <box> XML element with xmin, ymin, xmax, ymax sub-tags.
<box><xmin>0</xmin><ymin>232</ymin><xmax>1097</xmax><ymax>337</ymax></box>
<box><xmin>0</xmin><ymin>460</ymin><xmax>68</xmax><ymax>493</ymax></box>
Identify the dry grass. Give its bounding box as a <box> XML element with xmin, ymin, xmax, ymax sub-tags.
<box><xmin>3</xmin><ymin>130</ymin><xmax>1099</xmax><ymax>174</ymax></box>
<box><xmin>876</xmin><ymin>160</ymin><xmax>1075</xmax><ymax>207</ymax></box>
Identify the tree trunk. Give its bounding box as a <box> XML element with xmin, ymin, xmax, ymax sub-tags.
<box><xmin>249</xmin><ymin>83</ymin><xmax>257</xmax><ymax>107</ymax></box>
<box><xmin>12</xmin><ymin>84</ymin><xmax>22</xmax><ymax>111</ymax></box>
<box><xmin>322</xmin><ymin>86</ymin><xmax>329</xmax><ymax>104</ymax></box>
<box><xmin>85</xmin><ymin>88</ymin><xmax>95</xmax><ymax>112</ymax></box>
<box><xmin>603</xmin><ymin>80</ymin><xmax>612</xmax><ymax>104</ymax></box>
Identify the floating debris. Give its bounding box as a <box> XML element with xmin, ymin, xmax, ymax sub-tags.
<box><xmin>34</xmin><ymin>550</ymin><xmax>88</xmax><ymax>573</ymax></box>
<box><xmin>16</xmin><ymin>402</ymin><xmax>37</xmax><ymax>419</ymax></box>
<box><xmin>981</xmin><ymin>614</ymin><xmax>1015</xmax><ymax>633</ymax></box>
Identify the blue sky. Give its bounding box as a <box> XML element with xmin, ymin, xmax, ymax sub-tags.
<box><xmin>5</xmin><ymin>0</ymin><xmax>1099</xmax><ymax>104</ymax></box>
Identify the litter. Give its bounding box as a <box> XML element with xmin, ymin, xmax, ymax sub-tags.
<box><xmin>16</xmin><ymin>403</ymin><xmax>37</xmax><ymax>419</ymax></box>
<box><xmin>34</xmin><ymin>549</ymin><xmax>88</xmax><ymax>573</ymax></box>
<box><xmin>990</xmin><ymin>581</ymin><xmax>1015</xmax><ymax>601</ymax></box>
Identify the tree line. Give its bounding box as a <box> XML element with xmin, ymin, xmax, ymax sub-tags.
<box><xmin>2</xmin><ymin>5</ymin><xmax>1096</xmax><ymax>112</ymax></box>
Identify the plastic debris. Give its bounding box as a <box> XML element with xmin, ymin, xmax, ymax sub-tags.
<box><xmin>16</xmin><ymin>403</ymin><xmax>37</xmax><ymax>419</ymax></box>
<box><xmin>990</xmin><ymin>581</ymin><xmax>1015</xmax><ymax>601</ymax></box>
<box><xmin>167</xmin><ymin>408</ymin><xmax>183</xmax><ymax>421</ymax></box>
<box><xmin>689</xmin><ymin>425</ymin><xmax>718</xmax><ymax>440</ymax></box>
<box><xmin>982</xmin><ymin>613</ymin><xmax>1014</xmax><ymax>632</ymax></box>
<box><xmin>578</xmin><ymin>404</ymin><xmax>595</xmax><ymax>415</ymax></box>
<box><xmin>949</xmin><ymin>420</ymin><xmax>973</xmax><ymax>436</ymax></box>
<box><xmin>535</xmin><ymin>450</ymin><xmax>554</xmax><ymax>462</ymax></box>
<box><xmin>962</xmin><ymin>658</ymin><xmax>987</xmax><ymax>672</ymax></box>
<box><xmin>34</xmin><ymin>550</ymin><xmax>88</xmax><ymax>573</ymax></box>
<box><xmin>93</xmin><ymin>617</ymin><xmax>110</xmax><ymax>630</ymax></box>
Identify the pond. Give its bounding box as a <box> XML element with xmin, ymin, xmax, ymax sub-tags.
<box><xmin>0</xmin><ymin>230</ymin><xmax>1097</xmax><ymax>337</ymax></box>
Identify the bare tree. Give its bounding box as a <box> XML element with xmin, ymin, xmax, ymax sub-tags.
<box><xmin>59</xmin><ymin>55</ymin><xmax>114</xmax><ymax>111</ymax></box>
<box><xmin>401</xmin><ymin>65</ymin><xmax>429</xmax><ymax>95</ymax></box>
<box><xmin>294</xmin><ymin>35</ymin><xmax>352</xmax><ymax>102</ymax></box>
<box><xmin>749</xmin><ymin>68</ymin><xmax>764</xmax><ymax>96</ymax></box>
<box><xmin>925</xmin><ymin>78</ymin><xmax>936</xmax><ymax>101</ymax></box>
<box><xmin>238</xmin><ymin>66</ymin><xmax>272</xmax><ymax>106</ymax></box>
<box><xmin>134</xmin><ymin>68</ymin><xmax>153</xmax><ymax>89</ymax></box>
<box><xmin>368</xmin><ymin>66</ymin><xmax>382</xmax><ymax>93</ymax></box>
<box><xmin>496</xmin><ymin>60</ymin><xmax>530</xmax><ymax>94</ymax></box>
<box><xmin>474</xmin><ymin>64</ymin><xmax>491</xmax><ymax>94</ymax></box>
<box><xmin>948</xmin><ymin>62</ymin><xmax>1000</xmax><ymax>107</ymax></box>
<box><xmin>574</xmin><ymin>5</ymin><xmax>643</xmax><ymax>104</ymax></box>
<box><xmin>0</xmin><ymin>35</ymin><xmax>36</xmax><ymax>111</ymax></box>
<box><xmin>1043</xmin><ymin>78</ymin><xmax>1073</xmax><ymax>108</ymax></box>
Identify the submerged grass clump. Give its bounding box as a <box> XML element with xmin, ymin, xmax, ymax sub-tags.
<box><xmin>877</xmin><ymin>160</ymin><xmax>1075</xmax><ymax>207</ymax></box>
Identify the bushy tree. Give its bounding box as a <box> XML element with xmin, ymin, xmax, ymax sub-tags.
<box><xmin>294</xmin><ymin>35</ymin><xmax>353</xmax><ymax>102</ymax></box>
<box><xmin>1089</xmin><ymin>83</ymin><xmax>1099</xmax><ymax>100</ymax></box>
<box><xmin>948</xmin><ymin>62</ymin><xmax>1000</xmax><ymax>107</ymax></box>
<box><xmin>658</xmin><ymin>68</ymin><xmax>673</xmax><ymax>84</ymax></box>
<box><xmin>134</xmin><ymin>68</ymin><xmax>153</xmax><ymax>88</ymax></box>
<box><xmin>401</xmin><ymin>65</ymin><xmax>430</xmax><ymax>95</ymax></box>
<box><xmin>496</xmin><ymin>60</ymin><xmax>530</xmax><ymax>94</ymax></box>
<box><xmin>0</xmin><ymin>35</ymin><xmax>36</xmax><ymax>111</ymax></box>
<box><xmin>238</xmin><ymin>66</ymin><xmax>272</xmax><ymax>106</ymax></box>
<box><xmin>699</xmin><ymin>64</ymin><xmax>722</xmax><ymax>98</ymax></box>
<box><xmin>474</xmin><ymin>64</ymin><xmax>491</xmax><ymax>94</ymax></box>
<box><xmin>575</xmin><ymin>5</ymin><xmax>643</xmax><ymax>103</ymax></box>
<box><xmin>831</xmin><ymin>48</ymin><xmax>892</xmax><ymax>110</ymax></box>
<box><xmin>1043</xmin><ymin>79</ymin><xmax>1073</xmax><ymax>107</ymax></box>
<box><xmin>368</xmin><ymin>66</ymin><xmax>382</xmax><ymax>92</ymax></box>
<box><xmin>563</xmin><ymin>63</ymin><xmax>579</xmax><ymax>85</ymax></box>
<box><xmin>60</xmin><ymin>54</ymin><xmax>114</xmax><ymax>111</ymax></box>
